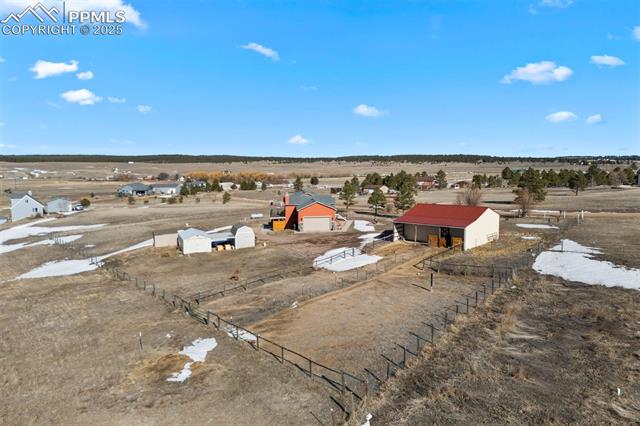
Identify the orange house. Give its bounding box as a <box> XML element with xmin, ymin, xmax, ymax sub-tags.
<box><xmin>280</xmin><ymin>191</ymin><xmax>337</xmax><ymax>232</ymax></box>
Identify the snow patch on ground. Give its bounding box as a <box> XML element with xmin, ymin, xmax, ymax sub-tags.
<box><xmin>226</xmin><ymin>326</ymin><xmax>257</xmax><ymax>342</ymax></box>
<box><xmin>516</xmin><ymin>223</ymin><xmax>558</xmax><ymax>230</ymax></box>
<box><xmin>521</xmin><ymin>236</ymin><xmax>540</xmax><ymax>240</ymax></box>
<box><xmin>353</xmin><ymin>220</ymin><xmax>375</xmax><ymax>232</ymax></box>
<box><xmin>533</xmin><ymin>239</ymin><xmax>640</xmax><ymax>291</ymax></box>
<box><xmin>314</xmin><ymin>247</ymin><xmax>381</xmax><ymax>272</ymax></box>
<box><xmin>0</xmin><ymin>219</ymin><xmax>104</xmax><ymax>254</ymax></box>
<box><xmin>359</xmin><ymin>232</ymin><xmax>381</xmax><ymax>248</ymax></box>
<box><xmin>167</xmin><ymin>338</ymin><xmax>218</xmax><ymax>383</ymax></box>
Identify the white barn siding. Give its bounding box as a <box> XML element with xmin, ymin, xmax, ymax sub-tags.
<box><xmin>463</xmin><ymin>209</ymin><xmax>500</xmax><ymax>250</ymax></box>
<box><xmin>232</xmin><ymin>225</ymin><xmax>255</xmax><ymax>249</ymax></box>
<box><xmin>154</xmin><ymin>233</ymin><xmax>177</xmax><ymax>248</ymax></box>
<box><xmin>178</xmin><ymin>236</ymin><xmax>211</xmax><ymax>254</ymax></box>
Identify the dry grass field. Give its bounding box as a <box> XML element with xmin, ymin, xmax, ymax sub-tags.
<box><xmin>350</xmin><ymin>215</ymin><xmax>640</xmax><ymax>425</ymax></box>
<box><xmin>1</xmin><ymin>160</ymin><xmax>639</xmax><ymax>424</ymax></box>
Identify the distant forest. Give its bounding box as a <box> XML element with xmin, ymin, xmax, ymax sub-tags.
<box><xmin>0</xmin><ymin>154</ymin><xmax>638</xmax><ymax>164</ymax></box>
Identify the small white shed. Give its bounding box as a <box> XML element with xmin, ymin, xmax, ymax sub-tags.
<box><xmin>177</xmin><ymin>228</ymin><xmax>212</xmax><ymax>254</ymax></box>
<box><xmin>46</xmin><ymin>198</ymin><xmax>72</xmax><ymax>213</ymax></box>
<box><xmin>231</xmin><ymin>224</ymin><xmax>255</xmax><ymax>249</ymax></box>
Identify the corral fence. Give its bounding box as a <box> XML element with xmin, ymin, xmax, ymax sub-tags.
<box><xmin>97</xmin><ymin>262</ymin><xmax>365</xmax><ymax>417</ymax></box>
<box><xmin>189</xmin><ymin>265</ymin><xmax>315</xmax><ymax>304</ymax></box>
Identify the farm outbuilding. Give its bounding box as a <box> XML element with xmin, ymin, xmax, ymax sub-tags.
<box><xmin>231</xmin><ymin>224</ymin><xmax>255</xmax><ymax>249</ymax></box>
<box><xmin>46</xmin><ymin>197</ymin><xmax>72</xmax><ymax>214</ymax></box>
<box><xmin>394</xmin><ymin>204</ymin><xmax>499</xmax><ymax>250</ymax></box>
<box><xmin>177</xmin><ymin>228</ymin><xmax>212</xmax><ymax>254</ymax></box>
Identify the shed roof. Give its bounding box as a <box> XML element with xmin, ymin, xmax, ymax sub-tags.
<box><xmin>178</xmin><ymin>228</ymin><xmax>212</xmax><ymax>240</ymax></box>
<box><xmin>208</xmin><ymin>230</ymin><xmax>234</xmax><ymax>243</ymax></box>
<box><xmin>394</xmin><ymin>203</ymin><xmax>490</xmax><ymax>228</ymax></box>
<box><xmin>231</xmin><ymin>223</ymin><xmax>254</xmax><ymax>234</ymax></box>
<box><xmin>288</xmin><ymin>191</ymin><xmax>336</xmax><ymax>210</ymax></box>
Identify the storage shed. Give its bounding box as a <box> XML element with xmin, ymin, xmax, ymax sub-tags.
<box><xmin>231</xmin><ymin>224</ymin><xmax>255</xmax><ymax>249</ymax></box>
<box><xmin>46</xmin><ymin>197</ymin><xmax>72</xmax><ymax>214</ymax></box>
<box><xmin>394</xmin><ymin>204</ymin><xmax>499</xmax><ymax>250</ymax></box>
<box><xmin>177</xmin><ymin>228</ymin><xmax>212</xmax><ymax>254</ymax></box>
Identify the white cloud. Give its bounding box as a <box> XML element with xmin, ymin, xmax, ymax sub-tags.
<box><xmin>585</xmin><ymin>114</ymin><xmax>603</xmax><ymax>124</ymax></box>
<box><xmin>76</xmin><ymin>70</ymin><xmax>94</xmax><ymax>80</ymax></box>
<box><xmin>0</xmin><ymin>0</ymin><xmax>145</xmax><ymax>28</ymax></box>
<box><xmin>137</xmin><ymin>105</ymin><xmax>152</xmax><ymax>113</ymax></box>
<box><xmin>0</xmin><ymin>57</ymin><xmax>5</xmax><ymax>63</ymax></box>
<box><xmin>502</xmin><ymin>61</ymin><xmax>573</xmax><ymax>85</ymax></box>
<box><xmin>240</xmin><ymin>42</ymin><xmax>280</xmax><ymax>61</ymax></box>
<box><xmin>590</xmin><ymin>55</ymin><xmax>625</xmax><ymax>67</ymax></box>
<box><xmin>545</xmin><ymin>111</ymin><xmax>577</xmax><ymax>123</ymax></box>
<box><xmin>60</xmin><ymin>89</ymin><xmax>102</xmax><ymax>105</ymax></box>
<box><xmin>0</xmin><ymin>122</ymin><xmax>4</xmax><ymax>126</ymax></box>
<box><xmin>300</xmin><ymin>85</ymin><xmax>318</xmax><ymax>91</ymax></box>
<box><xmin>353</xmin><ymin>104</ymin><xmax>386</xmax><ymax>118</ymax></box>
<box><xmin>30</xmin><ymin>60</ymin><xmax>78</xmax><ymax>79</ymax></box>
<box><xmin>633</xmin><ymin>26</ymin><xmax>640</xmax><ymax>41</ymax></box>
<box><xmin>0</xmin><ymin>143</ymin><xmax>16</xmax><ymax>148</ymax></box>
<box><xmin>108</xmin><ymin>96</ymin><xmax>126</xmax><ymax>104</ymax></box>
<box><xmin>288</xmin><ymin>134</ymin><xmax>310</xmax><ymax>145</ymax></box>
<box><xmin>539</xmin><ymin>0</ymin><xmax>573</xmax><ymax>8</ymax></box>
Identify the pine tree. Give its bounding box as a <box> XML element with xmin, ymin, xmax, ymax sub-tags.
<box><xmin>340</xmin><ymin>181</ymin><xmax>356</xmax><ymax>210</ymax></box>
<box><xmin>310</xmin><ymin>176</ymin><xmax>319</xmax><ymax>185</ymax></box>
<box><xmin>222</xmin><ymin>192</ymin><xmax>231</xmax><ymax>204</ymax></box>
<box><xmin>293</xmin><ymin>176</ymin><xmax>304</xmax><ymax>191</ymax></box>
<box><xmin>436</xmin><ymin>170</ymin><xmax>447</xmax><ymax>189</ymax></box>
<box><xmin>367</xmin><ymin>188</ymin><xmax>386</xmax><ymax>216</ymax></box>
<box><xmin>394</xmin><ymin>180</ymin><xmax>417</xmax><ymax>212</ymax></box>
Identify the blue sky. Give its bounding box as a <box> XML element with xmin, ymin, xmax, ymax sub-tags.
<box><xmin>0</xmin><ymin>0</ymin><xmax>639</xmax><ymax>157</ymax></box>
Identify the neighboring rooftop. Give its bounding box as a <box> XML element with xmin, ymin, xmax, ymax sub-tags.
<box><xmin>287</xmin><ymin>191</ymin><xmax>336</xmax><ymax>210</ymax></box>
<box><xmin>9</xmin><ymin>192</ymin><xmax>45</xmax><ymax>204</ymax></box>
<box><xmin>394</xmin><ymin>203</ymin><xmax>490</xmax><ymax>228</ymax></box>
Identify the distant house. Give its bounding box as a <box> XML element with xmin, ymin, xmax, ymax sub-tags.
<box><xmin>272</xmin><ymin>191</ymin><xmax>337</xmax><ymax>232</ymax></box>
<box><xmin>151</xmin><ymin>182</ymin><xmax>182</xmax><ymax>195</ymax></box>
<box><xmin>416</xmin><ymin>178</ymin><xmax>436</xmax><ymax>191</ymax></box>
<box><xmin>362</xmin><ymin>184</ymin><xmax>389</xmax><ymax>195</ymax></box>
<box><xmin>9</xmin><ymin>191</ymin><xmax>45</xmax><ymax>222</ymax></box>
<box><xmin>178</xmin><ymin>228</ymin><xmax>212</xmax><ymax>254</ymax></box>
<box><xmin>46</xmin><ymin>197</ymin><xmax>72</xmax><ymax>214</ymax></box>
<box><xmin>231</xmin><ymin>224</ymin><xmax>255</xmax><ymax>249</ymax></box>
<box><xmin>116</xmin><ymin>182</ymin><xmax>152</xmax><ymax>197</ymax></box>
<box><xmin>394</xmin><ymin>203</ymin><xmax>499</xmax><ymax>250</ymax></box>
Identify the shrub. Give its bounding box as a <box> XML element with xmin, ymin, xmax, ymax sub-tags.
<box><xmin>127</xmin><ymin>196</ymin><xmax>135</xmax><ymax>205</ymax></box>
<box><xmin>223</xmin><ymin>192</ymin><xmax>231</xmax><ymax>204</ymax></box>
<box><xmin>167</xmin><ymin>197</ymin><xmax>177</xmax><ymax>204</ymax></box>
<box><xmin>80</xmin><ymin>198</ymin><xmax>91</xmax><ymax>207</ymax></box>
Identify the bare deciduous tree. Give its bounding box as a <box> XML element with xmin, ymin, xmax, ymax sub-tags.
<box><xmin>456</xmin><ymin>187</ymin><xmax>483</xmax><ymax>206</ymax></box>
<box><xmin>513</xmin><ymin>188</ymin><xmax>534</xmax><ymax>217</ymax></box>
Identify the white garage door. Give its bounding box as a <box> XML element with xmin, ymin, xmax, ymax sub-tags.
<box><xmin>302</xmin><ymin>216</ymin><xmax>331</xmax><ymax>232</ymax></box>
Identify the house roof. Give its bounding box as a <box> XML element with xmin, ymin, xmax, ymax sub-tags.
<box><xmin>47</xmin><ymin>197</ymin><xmax>70</xmax><ymax>203</ymax></box>
<box><xmin>287</xmin><ymin>191</ymin><xmax>336</xmax><ymax>211</ymax></box>
<box><xmin>151</xmin><ymin>183</ymin><xmax>181</xmax><ymax>189</ymax></box>
<box><xmin>178</xmin><ymin>228</ymin><xmax>212</xmax><ymax>240</ymax></box>
<box><xmin>118</xmin><ymin>182</ymin><xmax>151</xmax><ymax>191</ymax></box>
<box><xmin>9</xmin><ymin>192</ymin><xmax>45</xmax><ymax>205</ymax></box>
<box><xmin>394</xmin><ymin>203</ymin><xmax>490</xmax><ymax>228</ymax></box>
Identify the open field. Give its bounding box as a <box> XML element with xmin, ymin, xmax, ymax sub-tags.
<box><xmin>0</xmin><ymin>259</ymin><xmax>335</xmax><ymax>425</ymax></box>
<box><xmin>1</xmin><ymin>162</ymin><xmax>639</xmax><ymax>424</ymax></box>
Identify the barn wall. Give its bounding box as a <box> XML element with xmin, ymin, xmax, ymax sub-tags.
<box><xmin>464</xmin><ymin>209</ymin><xmax>500</xmax><ymax>250</ymax></box>
<box><xmin>180</xmin><ymin>236</ymin><xmax>212</xmax><ymax>254</ymax></box>
<box><xmin>154</xmin><ymin>233</ymin><xmax>177</xmax><ymax>248</ymax></box>
<box><xmin>234</xmin><ymin>228</ymin><xmax>255</xmax><ymax>249</ymax></box>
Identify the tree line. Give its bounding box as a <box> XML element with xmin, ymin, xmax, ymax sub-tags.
<box><xmin>2</xmin><ymin>154</ymin><xmax>638</xmax><ymax>164</ymax></box>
